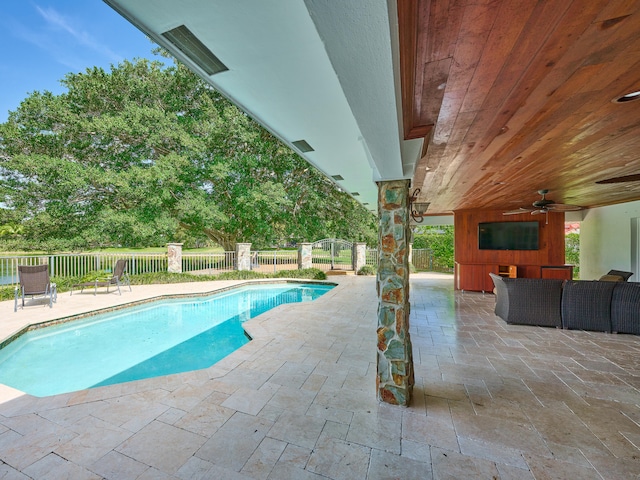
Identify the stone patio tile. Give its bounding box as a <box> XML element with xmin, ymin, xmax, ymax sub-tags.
<box><xmin>495</xmin><ymin>463</ymin><xmax>535</xmax><ymax>480</ymax></box>
<box><xmin>368</xmin><ymin>448</ymin><xmax>432</xmax><ymax>480</ymax></box>
<box><xmin>196</xmin><ymin>412</ymin><xmax>273</xmax><ymax>472</ymax></box>
<box><xmin>306</xmin><ymin>403</ymin><xmax>353</xmax><ymax>425</ymax></box>
<box><xmin>306</xmin><ymin>436</ymin><xmax>371</xmax><ymax>480</ymax></box>
<box><xmin>116</xmin><ymin>420</ymin><xmax>206</xmax><ymax>475</ymax></box>
<box><xmin>240</xmin><ymin>436</ymin><xmax>287</xmax><ymax>479</ymax></box>
<box><xmin>0</xmin><ymin>419</ymin><xmax>77</xmax><ymax>471</ymax></box>
<box><xmin>346</xmin><ymin>407</ymin><xmax>402</xmax><ymax>454</ymax></box>
<box><xmin>22</xmin><ymin>452</ymin><xmax>102</xmax><ymax>480</ymax></box>
<box><xmin>221</xmin><ymin>382</ymin><xmax>279</xmax><ymax>416</ymax></box>
<box><xmin>54</xmin><ymin>416</ymin><xmax>131</xmax><ymax>467</ymax></box>
<box><xmin>137</xmin><ymin>467</ymin><xmax>177</xmax><ymax>479</ymax></box>
<box><xmin>523</xmin><ymin>453</ymin><xmax>602</xmax><ymax>480</ymax></box>
<box><xmin>450</xmin><ymin>410</ymin><xmax>550</xmax><ymax>457</ymax></box>
<box><xmin>402</xmin><ymin>411</ymin><xmax>459</xmax><ymax>452</ymax></box>
<box><xmin>267</xmin><ymin>411</ymin><xmax>326</xmax><ymax>449</ymax></box>
<box><xmin>90</xmin><ymin>450</ymin><xmax>150</xmax><ymax>480</ymax></box>
<box><xmin>267</xmin><ymin>385</ymin><xmax>316</xmax><ymax>413</ymax></box>
<box><xmin>458</xmin><ymin>436</ymin><xmax>528</xmax><ymax>469</ymax></box>
<box><xmin>431</xmin><ymin>447</ymin><xmax>500</xmax><ymax>480</ymax></box>
<box><xmin>3</xmin><ymin>275</ymin><xmax>640</xmax><ymax>479</ymax></box>
<box><xmin>277</xmin><ymin>443</ymin><xmax>312</xmax><ymax>469</ymax></box>
<box><xmin>0</xmin><ymin>461</ymin><xmax>29</xmax><ymax>479</ymax></box>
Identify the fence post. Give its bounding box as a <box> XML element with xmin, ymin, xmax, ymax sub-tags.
<box><xmin>353</xmin><ymin>242</ymin><xmax>367</xmax><ymax>272</ymax></box>
<box><xmin>298</xmin><ymin>243</ymin><xmax>312</xmax><ymax>270</ymax></box>
<box><xmin>236</xmin><ymin>243</ymin><xmax>252</xmax><ymax>271</ymax></box>
<box><xmin>167</xmin><ymin>243</ymin><xmax>184</xmax><ymax>273</ymax></box>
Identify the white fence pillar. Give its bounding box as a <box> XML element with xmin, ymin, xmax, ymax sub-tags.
<box><xmin>353</xmin><ymin>242</ymin><xmax>367</xmax><ymax>272</ymax></box>
<box><xmin>236</xmin><ymin>243</ymin><xmax>252</xmax><ymax>271</ymax></box>
<box><xmin>167</xmin><ymin>243</ymin><xmax>184</xmax><ymax>273</ymax></box>
<box><xmin>298</xmin><ymin>243</ymin><xmax>313</xmax><ymax>270</ymax></box>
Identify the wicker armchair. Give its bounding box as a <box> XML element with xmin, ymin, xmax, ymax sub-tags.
<box><xmin>14</xmin><ymin>264</ymin><xmax>57</xmax><ymax>312</ymax></box>
<box><xmin>489</xmin><ymin>273</ymin><xmax>563</xmax><ymax>327</ymax></box>
<box><xmin>611</xmin><ymin>283</ymin><xmax>640</xmax><ymax>335</ymax></box>
<box><xmin>561</xmin><ymin>280</ymin><xmax>616</xmax><ymax>332</ymax></box>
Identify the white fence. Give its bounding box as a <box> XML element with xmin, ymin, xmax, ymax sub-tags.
<box><xmin>0</xmin><ymin>247</ymin><xmax>451</xmax><ymax>287</ymax></box>
<box><xmin>182</xmin><ymin>252</ymin><xmax>235</xmax><ymax>275</ymax></box>
<box><xmin>0</xmin><ymin>253</ymin><xmax>167</xmax><ymax>286</ymax></box>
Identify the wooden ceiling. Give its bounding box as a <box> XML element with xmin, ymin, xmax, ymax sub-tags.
<box><xmin>399</xmin><ymin>0</ymin><xmax>640</xmax><ymax>215</ymax></box>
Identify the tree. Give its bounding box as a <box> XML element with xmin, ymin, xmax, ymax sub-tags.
<box><xmin>565</xmin><ymin>232</ymin><xmax>580</xmax><ymax>278</ymax></box>
<box><xmin>0</xmin><ymin>56</ymin><xmax>376</xmax><ymax>250</ymax></box>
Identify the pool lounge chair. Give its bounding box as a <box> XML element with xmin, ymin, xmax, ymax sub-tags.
<box><xmin>71</xmin><ymin>259</ymin><xmax>132</xmax><ymax>296</ymax></box>
<box><xmin>15</xmin><ymin>264</ymin><xmax>57</xmax><ymax>312</ymax></box>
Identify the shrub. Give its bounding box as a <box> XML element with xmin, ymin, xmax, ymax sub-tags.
<box><xmin>214</xmin><ymin>270</ymin><xmax>267</xmax><ymax>280</ymax></box>
<box><xmin>274</xmin><ymin>268</ymin><xmax>327</xmax><ymax>280</ymax></box>
<box><xmin>357</xmin><ymin>265</ymin><xmax>376</xmax><ymax>276</ymax></box>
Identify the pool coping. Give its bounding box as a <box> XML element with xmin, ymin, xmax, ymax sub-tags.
<box><xmin>0</xmin><ymin>279</ymin><xmax>337</xmax><ymax>352</ymax></box>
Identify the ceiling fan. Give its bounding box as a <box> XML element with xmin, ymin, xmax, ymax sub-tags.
<box><xmin>504</xmin><ymin>189</ymin><xmax>582</xmax><ymax>222</ymax></box>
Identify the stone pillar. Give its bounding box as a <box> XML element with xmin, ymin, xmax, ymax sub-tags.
<box><xmin>236</xmin><ymin>243</ymin><xmax>252</xmax><ymax>271</ymax></box>
<box><xmin>167</xmin><ymin>243</ymin><xmax>183</xmax><ymax>274</ymax></box>
<box><xmin>298</xmin><ymin>243</ymin><xmax>313</xmax><ymax>270</ymax></box>
<box><xmin>376</xmin><ymin>180</ymin><xmax>414</xmax><ymax>406</ymax></box>
<box><xmin>353</xmin><ymin>242</ymin><xmax>367</xmax><ymax>272</ymax></box>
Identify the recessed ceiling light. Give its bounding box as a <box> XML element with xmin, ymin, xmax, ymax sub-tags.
<box><xmin>613</xmin><ymin>90</ymin><xmax>640</xmax><ymax>103</ymax></box>
<box><xmin>331</xmin><ymin>175</ymin><xmax>344</xmax><ymax>181</ymax></box>
<box><xmin>351</xmin><ymin>192</ymin><xmax>360</xmax><ymax>196</ymax></box>
<box><xmin>162</xmin><ymin>25</ymin><xmax>228</xmax><ymax>75</ymax></box>
<box><xmin>292</xmin><ymin>140</ymin><xmax>314</xmax><ymax>153</ymax></box>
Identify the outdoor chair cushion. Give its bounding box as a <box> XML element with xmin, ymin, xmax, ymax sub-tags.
<box><xmin>598</xmin><ymin>274</ymin><xmax>624</xmax><ymax>282</ymax></box>
<box><xmin>606</xmin><ymin>269</ymin><xmax>634</xmax><ymax>281</ymax></box>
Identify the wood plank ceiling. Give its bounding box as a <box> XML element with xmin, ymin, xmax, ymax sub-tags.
<box><xmin>399</xmin><ymin>0</ymin><xmax>640</xmax><ymax>215</ymax></box>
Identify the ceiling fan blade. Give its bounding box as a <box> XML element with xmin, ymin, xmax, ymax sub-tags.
<box><xmin>503</xmin><ymin>208</ymin><xmax>533</xmax><ymax>215</ymax></box>
<box><xmin>547</xmin><ymin>203</ymin><xmax>582</xmax><ymax>212</ymax></box>
<box><xmin>530</xmin><ymin>209</ymin><xmax>544</xmax><ymax>215</ymax></box>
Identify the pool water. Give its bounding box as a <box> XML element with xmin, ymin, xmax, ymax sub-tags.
<box><xmin>0</xmin><ymin>283</ymin><xmax>333</xmax><ymax>397</ymax></box>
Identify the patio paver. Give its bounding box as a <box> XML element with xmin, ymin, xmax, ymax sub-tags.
<box><xmin>0</xmin><ymin>273</ymin><xmax>639</xmax><ymax>479</ymax></box>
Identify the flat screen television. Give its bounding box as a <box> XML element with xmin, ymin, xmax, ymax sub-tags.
<box><xmin>478</xmin><ymin>221</ymin><xmax>539</xmax><ymax>250</ymax></box>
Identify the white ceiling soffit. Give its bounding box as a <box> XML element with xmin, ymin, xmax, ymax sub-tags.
<box><xmin>104</xmin><ymin>0</ymin><xmax>416</xmax><ymax>211</ymax></box>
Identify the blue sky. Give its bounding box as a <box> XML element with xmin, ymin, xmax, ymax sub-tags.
<box><xmin>0</xmin><ymin>1</ymin><xmax>157</xmax><ymax>122</ymax></box>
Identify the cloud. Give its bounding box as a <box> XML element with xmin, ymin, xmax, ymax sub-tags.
<box><xmin>34</xmin><ymin>4</ymin><xmax>123</xmax><ymax>64</ymax></box>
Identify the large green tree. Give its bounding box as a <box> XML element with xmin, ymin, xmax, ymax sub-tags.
<box><xmin>0</xmin><ymin>56</ymin><xmax>376</xmax><ymax>250</ymax></box>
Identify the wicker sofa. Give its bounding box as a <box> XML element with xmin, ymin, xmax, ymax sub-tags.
<box><xmin>489</xmin><ymin>272</ymin><xmax>640</xmax><ymax>335</ymax></box>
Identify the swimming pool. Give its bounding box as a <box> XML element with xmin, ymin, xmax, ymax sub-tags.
<box><xmin>0</xmin><ymin>282</ymin><xmax>334</xmax><ymax>397</ymax></box>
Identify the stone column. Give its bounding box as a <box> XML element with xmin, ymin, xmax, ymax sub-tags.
<box><xmin>353</xmin><ymin>242</ymin><xmax>367</xmax><ymax>272</ymax></box>
<box><xmin>236</xmin><ymin>243</ymin><xmax>252</xmax><ymax>271</ymax></box>
<box><xmin>376</xmin><ymin>179</ymin><xmax>414</xmax><ymax>406</ymax></box>
<box><xmin>298</xmin><ymin>243</ymin><xmax>313</xmax><ymax>270</ymax></box>
<box><xmin>167</xmin><ymin>243</ymin><xmax>183</xmax><ymax>274</ymax></box>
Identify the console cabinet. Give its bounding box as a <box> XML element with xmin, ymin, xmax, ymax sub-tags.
<box><xmin>456</xmin><ymin>263</ymin><xmax>573</xmax><ymax>292</ymax></box>
<box><xmin>454</xmin><ymin>209</ymin><xmax>567</xmax><ymax>292</ymax></box>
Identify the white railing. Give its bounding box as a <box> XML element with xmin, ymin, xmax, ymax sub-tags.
<box><xmin>182</xmin><ymin>252</ymin><xmax>235</xmax><ymax>275</ymax></box>
<box><xmin>0</xmin><ymin>247</ymin><xmax>453</xmax><ymax>286</ymax></box>
<box><xmin>366</xmin><ymin>249</ymin><xmax>378</xmax><ymax>266</ymax></box>
<box><xmin>250</xmin><ymin>250</ymin><xmax>298</xmax><ymax>273</ymax></box>
<box><xmin>0</xmin><ymin>253</ymin><xmax>167</xmax><ymax>286</ymax></box>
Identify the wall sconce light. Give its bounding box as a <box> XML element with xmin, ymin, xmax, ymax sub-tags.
<box><xmin>409</xmin><ymin>188</ymin><xmax>430</xmax><ymax>223</ymax></box>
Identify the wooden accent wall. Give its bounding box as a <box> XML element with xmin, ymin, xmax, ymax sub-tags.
<box><xmin>454</xmin><ymin>210</ymin><xmax>566</xmax><ymax>290</ymax></box>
